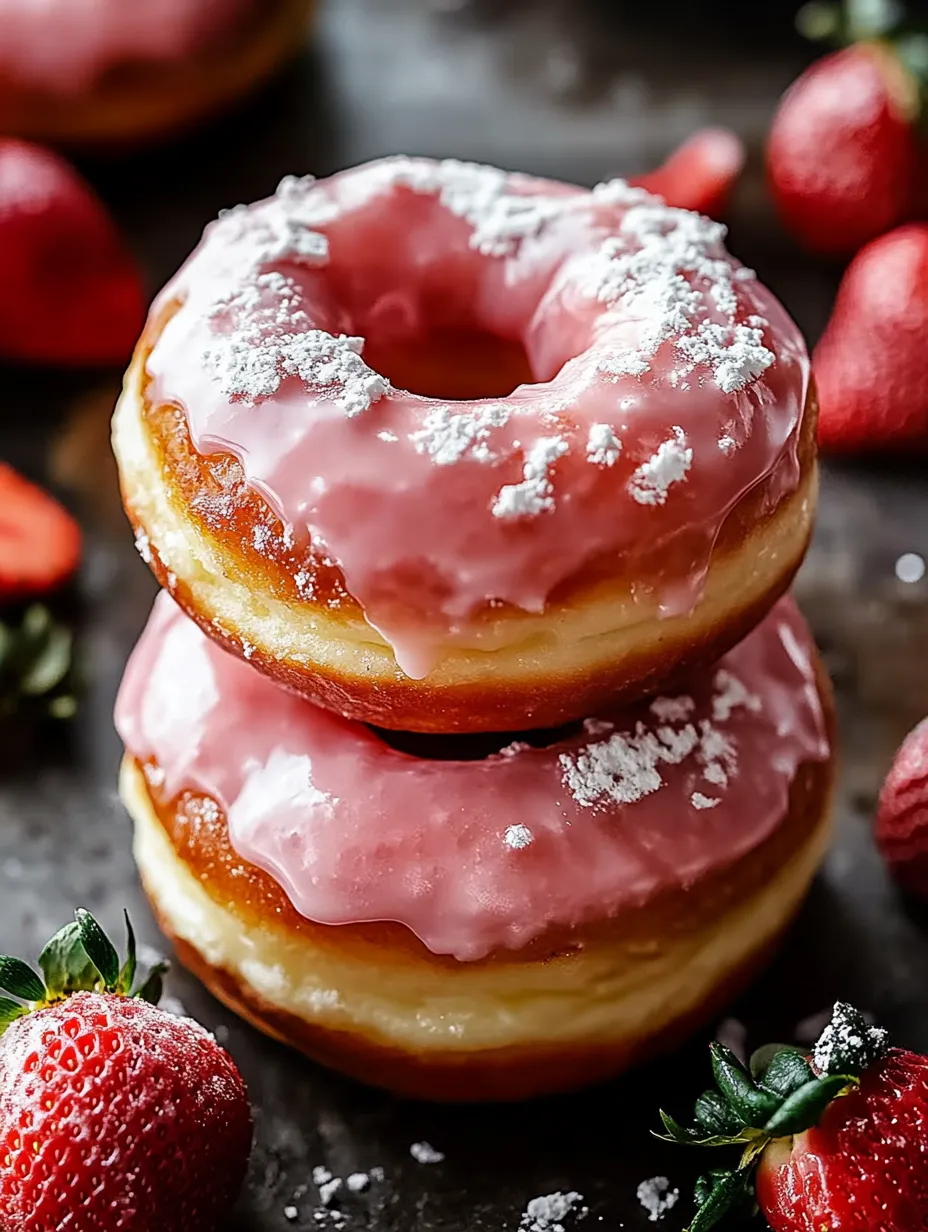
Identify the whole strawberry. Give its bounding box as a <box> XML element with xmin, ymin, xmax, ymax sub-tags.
<box><xmin>0</xmin><ymin>910</ymin><xmax>251</xmax><ymax>1231</ymax></box>
<box><xmin>0</xmin><ymin>140</ymin><xmax>144</xmax><ymax>365</ymax></box>
<box><xmin>659</xmin><ymin>1003</ymin><xmax>928</xmax><ymax>1231</ymax></box>
<box><xmin>876</xmin><ymin>717</ymin><xmax>928</xmax><ymax>893</ymax></box>
<box><xmin>814</xmin><ymin>222</ymin><xmax>928</xmax><ymax>450</ymax></box>
<box><xmin>766</xmin><ymin>2</ymin><xmax>928</xmax><ymax>256</ymax></box>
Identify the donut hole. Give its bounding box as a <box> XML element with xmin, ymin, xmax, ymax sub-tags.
<box><xmin>308</xmin><ymin>189</ymin><xmax>587</xmax><ymax>402</ymax></box>
<box><xmin>360</xmin><ymin>327</ymin><xmax>534</xmax><ymax>401</ymax></box>
<box><xmin>369</xmin><ymin>720</ymin><xmax>584</xmax><ymax>761</ymax></box>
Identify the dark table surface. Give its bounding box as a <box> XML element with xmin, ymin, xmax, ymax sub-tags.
<box><xmin>2</xmin><ymin>1</ymin><xmax>928</xmax><ymax>1228</ymax></box>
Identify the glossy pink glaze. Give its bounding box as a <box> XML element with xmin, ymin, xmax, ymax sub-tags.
<box><xmin>0</xmin><ymin>0</ymin><xmax>255</xmax><ymax>93</ymax></box>
<box><xmin>146</xmin><ymin>158</ymin><xmax>811</xmax><ymax>677</ymax></box>
<box><xmin>116</xmin><ymin>593</ymin><xmax>830</xmax><ymax>961</ymax></box>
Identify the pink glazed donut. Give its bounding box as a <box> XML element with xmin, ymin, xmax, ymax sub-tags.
<box><xmin>0</xmin><ymin>0</ymin><xmax>313</xmax><ymax>146</ymax></box>
<box><xmin>116</xmin><ymin>592</ymin><xmax>834</xmax><ymax>1101</ymax></box>
<box><xmin>113</xmin><ymin>157</ymin><xmax>818</xmax><ymax>733</ymax></box>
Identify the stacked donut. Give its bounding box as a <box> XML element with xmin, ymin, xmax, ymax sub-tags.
<box><xmin>112</xmin><ymin>158</ymin><xmax>835</xmax><ymax>1101</ymax></box>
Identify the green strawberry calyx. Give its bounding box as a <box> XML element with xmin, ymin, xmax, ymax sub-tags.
<box><xmin>0</xmin><ymin>605</ymin><xmax>77</xmax><ymax>721</ymax></box>
<box><xmin>657</xmin><ymin>1003</ymin><xmax>890</xmax><ymax>1232</ymax></box>
<box><xmin>0</xmin><ymin>909</ymin><xmax>168</xmax><ymax>1033</ymax></box>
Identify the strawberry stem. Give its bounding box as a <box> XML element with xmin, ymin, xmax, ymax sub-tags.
<box><xmin>659</xmin><ymin>1004</ymin><xmax>891</xmax><ymax>1232</ymax></box>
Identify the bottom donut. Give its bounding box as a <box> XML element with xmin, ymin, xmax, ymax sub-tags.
<box><xmin>116</xmin><ymin>595</ymin><xmax>835</xmax><ymax>1102</ymax></box>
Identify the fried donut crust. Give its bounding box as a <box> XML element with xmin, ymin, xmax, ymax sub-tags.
<box><xmin>114</xmin><ymin>321</ymin><xmax>819</xmax><ymax>733</ymax></box>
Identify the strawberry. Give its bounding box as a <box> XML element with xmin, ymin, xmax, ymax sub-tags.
<box><xmin>0</xmin><ymin>140</ymin><xmax>145</xmax><ymax>365</ymax></box>
<box><xmin>0</xmin><ymin>910</ymin><xmax>252</xmax><ymax>1231</ymax></box>
<box><xmin>814</xmin><ymin>223</ymin><xmax>928</xmax><ymax>451</ymax></box>
<box><xmin>630</xmin><ymin>128</ymin><xmax>746</xmax><ymax>219</ymax></box>
<box><xmin>767</xmin><ymin>40</ymin><xmax>919</xmax><ymax>256</ymax></box>
<box><xmin>0</xmin><ymin>463</ymin><xmax>81</xmax><ymax>598</ymax></box>
<box><xmin>876</xmin><ymin>717</ymin><xmax>928</xmax><ymax>893</ymax></box>
<box><xmin>658</xmin><ymin>1003</ymin><xmax>928</xmax><ymax>1232</ymax></box>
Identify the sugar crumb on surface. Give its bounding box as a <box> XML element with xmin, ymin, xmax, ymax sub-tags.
<box><xmin>627</xmin><ymin>427</ymin><xmax>692</xmax><ymax>506</ymax></box>
<box><xmin>521</xmin><ymin>1190</ymin><xmax>588</xmax><ymax>1232</ymax></box>
<box><xmin>409</xmin><ymin>1141</ymin><xmax>445</xmax><ymax>1164</ymax></box>
<box><xmin>636</xmin><ymin>1176</ymin><xmax>679</xmax><ymax>1222</ymax></box>
<box><xmin>504</xmin><ymin>823</ymin><xmax>534</xmax><ymax>849</ymax></box>
<box><xmin>492</xmin><ymin>436</ymin><xmax>568</xmax><ymax>518</ymax></box>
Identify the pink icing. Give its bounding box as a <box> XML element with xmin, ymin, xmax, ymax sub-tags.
<box><xmin>146</xmin><ymin>158</ymin><xmax>811</xmax><ymax>678</ymax></box>
<box><xmin>115</xmin><ymin>593</ymin><xmax>830</xmax><ymax>962</ymax></box>
<box><xmin>0</xmin><ymin>0</ymin><xmax>255</xmax><ymax>93</ymax></box>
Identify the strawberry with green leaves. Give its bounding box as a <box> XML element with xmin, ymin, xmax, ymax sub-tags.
<box><xmin>660</xmin><ymin>1002</ymin><xmax>928</xmax><ymax>1231</ymax></box>
<box><xmin>0</xmin><ymin>910</ymin><xmax>252</xmax><ymax>1231</ymax></box>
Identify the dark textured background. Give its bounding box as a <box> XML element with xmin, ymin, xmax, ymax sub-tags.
<box><xmin>2</xmin><ymin>1</ymin><xmax>928</xmax><ymax>1227</ymax></box>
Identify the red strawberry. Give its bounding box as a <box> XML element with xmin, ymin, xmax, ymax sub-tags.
<box><xmin>0</xmin><ymin>463</ymin><xmax>81</xmax><ymax>598</ymax></box>
<box><xmin>814</xmin><ymin>222</ymin><xmax>928</xmax><ymax>451</ymax></box>
<box><xmin>0</xmin><ymin>140</ymin><xmax>145</xmax><ymax>365</ymax></box>
<box><xmin>755</xmin><ymin>1048</ymin><xmax>928</xmax><ymax>1231</ymax></box>
<box><xmin>630</xmin><ymin>127</ymin><xmax>745</xmax><ymax>219</ymax></box>
<box><xmin>0</xmin><ymin>910</ymin><xmax>252</xmax><ymax>1231</ymax></box>
<box><xmin>659</xmin><ymin>1003</ymin><xmax>928</xmax><ymax>1232</ymax></box>
<box><xmin>876</xmin><ymin>717</ymin><xmax>928</xmax><ymax>893</ymax></box>
<box><xmin>767</xmin><ymin>42</ymin><xmax>919</xmax><ymax>256</ymax></box>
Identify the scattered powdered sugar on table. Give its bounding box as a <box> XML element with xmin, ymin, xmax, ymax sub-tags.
<box><xmin>521</xmin><ymin>1191</ymin><xmax>588</xmax><ymax>1232</ymax></box>
<box><xmin>560</xmin><ymin>670</ymin><xmax>752</xmax><ymax>808</ymax></box>
<box><xmin>627</xmin><ymin>427</ymin><xmax>692</xmax><ymax>506</ymax></box>
<box><xmin>636</xmin><ymin>1177</ymin><xmax>680</xmax><ymax>1222</ymax></box>
<box><xmin>203</xmin><ymin>271</ymin><xmax>389</xmax><ymax>414</ymax></box>
<box><xmin>493</xmin><ymin>436</ymin><xmax>568</xmax><ymax>518</ymax></box>
<box><xmin>504</xmin><ymin>823</ymin><xmax>534</xmax><ymax>849</ymax></box>
<box><xmin>586</xmin><ymin>422</ymin><xmax>622</xmax><ymax>467</ymax></box>
<box><xmin>409</xmin><ymin>403</ymin><xmax>510</xmax><ymax>465</ymax></box>
<box><xmin>409</xmin><ymin>1141</ymin><xmax>445</xmax><ymax>1164</ymax></box>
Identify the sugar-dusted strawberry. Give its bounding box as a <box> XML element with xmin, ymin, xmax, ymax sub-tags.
<box><xmin>814</xmin><ymin>223</ymin><xmax>928</xmax><ymax>451</ymax></box>
<box><xmin>876</xmin><ymin>717</ymin><xmax>928</xmax><ymax>894</ymax></box>
<box><xmin>630</xmin><ymin>128</ymin><xmax>745</xmax><ymax>219</ymax></box>
<box><xmin>0</xmin><ymin>910</ymin><xmax>252</xmax><ymax>1231</ymax></box>
<box><xmin>658</xmin><ymin>1003</ymin><xmax>928</xmax><ymax>1232</ymax></box>
<box><xmin>766</xmin><ymin>0</ymin><xmax>928</xmax><ymax>257</ymax></box>
<box><xmin>0</xmin><ymin>140</ymin><xmax>145</xmax><ymax>365</ymax></box>
<box><xmin>0</xmin><ymin>462</ymin><xmax>81</xmax><ymax>598</ymax></box>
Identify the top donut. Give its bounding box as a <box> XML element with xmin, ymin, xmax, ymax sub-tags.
<box><xmin>113</xmin><ymin>156</ymin><xmax>817</xmax><ymax>733</ymax></box>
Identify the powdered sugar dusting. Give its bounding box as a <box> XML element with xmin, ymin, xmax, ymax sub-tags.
<box><xmin>493</xmin><ymin>437</ymin><xmax>568</xmax><ymax>518</ymax></box>
<box><xmin>628</xmin><ymin>427</ymin><xmax>692</xmax><ymax>505</ymax></box>
<box><xmin>572</xmin><ymin>199</ymin><xmax>775</xmax><ymax>393</ymax></box>
<box><xmin>586</xmin><ymin>422</ymin><xmax>622</xmax><ymax>467</ymax></box>
<box><xmin>504</xmin><ymin>823</ymin><xmax>534</xmax><ymax>849</ymax></box>
<box><xmin>521</xmin><ymin>1191</ymin><xmax>588</xmax><ymax>1232</ymax></box>
<box><xmin>561</xmin><ymin>670</ymin><xmax>757</xmax><ymax>809</ymax></box>
<box><xmin>410</xmin><ymin>403</ymin><xmax>510</xmax><ymax>465</ymax></box>
<box><xmin>203</xmin><ymin>272</ymin><xmax>389</xmax><ymax>414</ymax></box>
<box><xmin>691</xmin><ymin>792</ymin><xmax>721</xmax><ymax>810</ymax></box>
<box><xmin>636</xmin><ymin>1177</ymin><xmax>679</xmax><ymax>1222</ymax></box>
<box><xmin>367</xmin><ymin>157</ymin><xmax>570</xmax><ymax>257</ymax></box>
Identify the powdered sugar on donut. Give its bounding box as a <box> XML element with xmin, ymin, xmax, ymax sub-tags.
<box><xmin>559</xmin><ymin>665</ymin><xmax>762</xmax><ymax>810</ymax></box>
<box><xmin>117</xmin><ymin>595</ymin><xmax>830</xmax><ymax>961</ymax></box>
<box><xmin>146</xmin><ymin>157</ymin><xmax>811</xmax><ymax>674</ymax></box>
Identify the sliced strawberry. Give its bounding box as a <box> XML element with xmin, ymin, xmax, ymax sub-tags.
<box><xmin>0</xmin><ymin>462</ymin><xmax>81</xmax><ymax>598</ymax></box>
<box><xmin>0</xmin><ymin>140</ymin><xmax>145</xmax><ymax>365</ymax></box>
<box><xmin>630</xmin><ymin>127</ymin><xmax>746</xmax><ymax>218</ymax></box>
